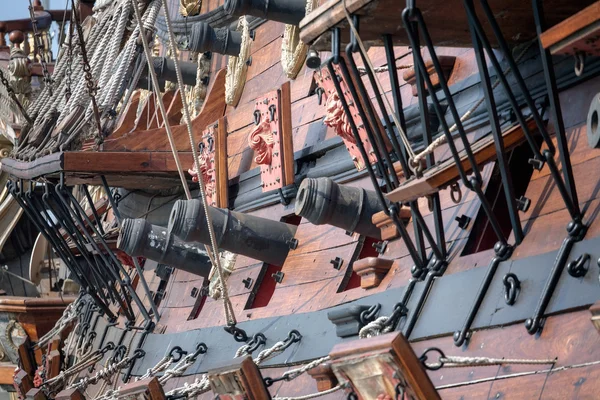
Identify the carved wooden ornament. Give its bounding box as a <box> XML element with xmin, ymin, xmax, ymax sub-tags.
<box><xmin>189</xmin><ymin>118</ymin><xmax>228</xmax><ymax>208</ymax></box>
<box><xmin>248</xmin><ymin>82</ymin><xmax>294</xmax><ymax>192</ymax></box>
<box><xmin>353</xmin><ymin>257</ymin><xmax>394</xmax><ymax>289</ymax></box>
<box><xmin>329</xmin><ymin>332</ymin><xmax>440</xmax><ymax>400</ymax></box>
<box><xmin>317</xmin><ymin>64</ymin><xmax>389</xmax><ymax>171</ymax></box>
<box><xmin>207</xmin><ymin>355</ymin><xmax>272</xmax><ymax>399</ymax></box>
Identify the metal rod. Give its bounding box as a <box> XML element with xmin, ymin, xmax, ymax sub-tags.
<box><xmin>532</xmin><ymin>0</ymin><xmax>580</xmax><ymax>217</ymax></box>
<box><xmin>82</xmin><ymin>185</ymin><xmax>105</xmax><ymax>236</ymax></box>
<box><xmin>101</xmin><ymin>175</ymin><xmax>160</xmax><ymax>322</ymax></box>
<box><xmin>468</xmin><ymin>22</ymin><xmax>524</xmax><ymax>244</ymax></box>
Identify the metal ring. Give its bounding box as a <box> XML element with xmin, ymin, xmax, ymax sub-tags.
<box><xmin>246</xmin><ymin>333</ymin><xmax>267</xmax><ymax>354</ymax></box>
<box><xmin>419</xmin><ymin>347</ymin><xmax>446</xmax><ymax>371</ymax></box>
<box><xmin>169</xmin><ymin>346</ymin><xmax>187</xmax><ymax>362</ymax></box>
<box><xmin>567</xmin><ymin>253</ymin><xmax>590</xmax><ymax>278</ymax></box>
<box><xmin>450</xmin><ymin>183</ymin><xmax>462</xmax><ymax>204</ymax></box>
<box><xmin>360</xmin><ymin>303</ymin><xmax>381</xmax><ymax>325</ymax></box>
<box><xmin>574</xmin><ymin>52</ymin><xmax>585</xmax><ymax>77</ymax></box>
<box><xmin>503</xmin><ymin>273</ymin><xmax>521</xmax><ymax>306</ymax></box>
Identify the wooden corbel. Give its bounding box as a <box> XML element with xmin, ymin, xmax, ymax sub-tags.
<box><xmin>329</xmin><ymin>332</ymin><xmax>440</xmax><ymax>400</ymax></box>
<box><xmin>402</xmin><ymin>56</ymin><xmax>456</xmax><ymax>97</ymax></box>
<box><xmin>307</xmin><ymin>363</ymin><xmax>339</xmax><ymax>392</ymax></box>
<box><xmin>116</xmin><ymin>376</ymin><xmax>166</xmax><ymax>399</ymax></box>
<box><xmin>248</xmin><ymin>81</ymin><xmax>294</xmax><ymax>193</ymax></box>
<box><xmin>353</xmin><ymin>257</ymin><xmax>394</xmax><ymax>289</ymax></box>
<box><xmin>371</xmin><ymin>206</ymin><xmax>411</xmax><ymax>241</ymax></box>
<box><xmin>207</xmin><ymin>355</ymin><xmax>272</xmax><ymax>399</ymax></box>
<box><xmin>188</xmin><ymin>118</ymin><xmax>228</xmax><ymax>208</ymax></box>
<box><xmin>316</xmin><ymin>63</ymin><xmax>391</xmax><ymax>171</ymax></box>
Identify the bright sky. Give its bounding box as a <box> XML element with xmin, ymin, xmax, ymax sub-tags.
<box><xmin>3</xmin><ymin>1</ymin><xmax>67</xmax><ymax>19</ymax></box>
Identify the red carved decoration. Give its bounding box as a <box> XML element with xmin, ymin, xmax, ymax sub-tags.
<box><xmin>323</xmin><ymin>92</ymin><xmax>356</xmax><ymax>144</ymax></box>
<box><xmin>316</xmin><ymin>64</ymin><xmax>389</xmax><ymax>171</ymax></box>
<box><xmin>249</xmin><ymin>118</ymin><xmax>276</xmax><ymax>165</ymax></box>
<box><xmin>188</xmin><ymin>124</ymin><xmax>219</xmax><ymax>207</ymax></box>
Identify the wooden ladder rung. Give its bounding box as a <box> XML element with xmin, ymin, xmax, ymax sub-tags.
<box><xmin>385</xmin><ymin>119</ymin><xmax>535</xmax><ymax>204</ymax></box>
<box><xmin>539</xmin><ymin>1</ymin><xmax>600</xmax><ymax>56</ymax></box>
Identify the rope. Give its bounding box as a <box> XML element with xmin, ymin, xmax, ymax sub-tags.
<box><xmin>225</xmin><ymin>17</ymin><xmax>251</xmax><ymax>106</ymax></box>
<box><xmin>34</xmin><ymin>297</ymin><xmax>80</xmax><ymax>349</ymax></box>
<box><xmin>279</xmin><ymin>356</ymin><xmax>330</xmax><ymax>381</ymax></box>
<box><xmin>357</xmin><ymin>64</ymin><xmax>413</xmax><ymax>76</ymax></box>
<box><xmin>281</xmin><ymin>0</ymin><xmax>318</xmax><ymax>79</ymax></box>
<box><xmin>138</xmin><ymin>355</ymin><xmax>172</xmax><ymax>381</ymax></box>
<box><xmin>160</xmin><ymin>0</ymin><xmax>237</xmax><ymax>326</ymax></box>
<box><xmin>437</xmin><ymin>355</ymin><xmax>556</xmax><ymax>369</ymax></box>
<box><xmin>274</xmin><ymin>384</ymin><xmax>343</xmax><ymax>400</ymax></box>
<box><xmin>358</xmin><ymin>316</ymin><xmax>393</xmax><ymax>338</ymax></box>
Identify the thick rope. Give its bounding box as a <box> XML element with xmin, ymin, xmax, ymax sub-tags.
<box><xmin>281</xmin><ymin>0</ymin><xmax>318</xmax><ymax>79</ymax></box>
<box><xmin>358</xmin><ymin>316</ymin><xmax>393</xmax><ymax>338</ymax></box>
<box><xmin>435</xmin><ymin>355</ymin><xmax>556</xmax><ymax>369</ymax></box>
<box><xmin>280</xmin><ymin>356</ymin><xmax>331</xmax><ymax>381</ymax></box>
<box><xmin>160</xmin><ymin>0</ymin><xmax>237</xmax><ymax>325</ymax></box>
<box><xmin>225</xmin><ymin>17</ymin><xmax>251</xmax><ymax>106</ymax></box>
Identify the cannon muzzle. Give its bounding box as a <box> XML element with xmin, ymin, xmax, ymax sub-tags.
<box><xmin>224</xmin><ymin>0</ymin><xmax>307</xmax><ymax>26</ymax></box>
<box><xmin>295</xmin><ymin>177</ymin><xmax>384</xmax><ymax>239</ymax></box>
<box><xmin>169</xmin><ymin>199</ymin><xmax>297</xmax><ymax>266</ymax></box>
<box><xmin>189</xmin><ymin>21</ymin><xmax>242</xmax><ymax>56</ymax></box>
<box><xmin>118</xmin><ymin>218</ymin><xmax>212</xmax><ymax>278</ymax></box>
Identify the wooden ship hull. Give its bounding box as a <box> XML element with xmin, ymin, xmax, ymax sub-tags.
<box><xmin>1</xmin><ymin>0</ymin><xmax>600</xmax><ymax>398</ymax></box>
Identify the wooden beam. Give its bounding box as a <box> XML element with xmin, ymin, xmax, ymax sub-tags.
<box><xmin>540</xmin><ymin>1</ymin><xmax>600</xmax><ymax>54</ymax></box>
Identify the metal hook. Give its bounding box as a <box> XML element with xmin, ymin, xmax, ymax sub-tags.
<box><xmin>280</xmin><ymin>329</ymin><xmax>302</xmax><ymax>351</ymax></box>
<box><xmin>269</xmin><ymin>104</ymin><xmax>276</xmax><ymax>121</ymax></box>
<box><xmin>224</xmin><ymin>324</ymin><xmax>249</xmax><ymax>342</ymax></box>
<box><xmin>567</xmin><ymin>253</ymin><xmax>590</xmax><ymax>278</ymax></box>
<box><xmin>246</xmin><ymin>333</ymin><xmax>267</xmax><ymax>354</ymax></box>
<box><xmin>574</xmin><ymin>52</ymin><xmax>585</xmax><ymax>77</ymax></box>
<box><xmin>360</xmin><ymin>303</ymin><xmax>381</xmax><ymax>325</ymax></box>
<box><xmin>395</xmin><ymin>382</ymin><xmax>406</xmax><ymax>399</ymax></box>
<box><xmin>253</xmin><ymin>109</ymin><xmax>261</xmax><ymax>125</ymax></box>
<box><xmin>169</xmin><ymin>346</ymin><xmax>188</xmax><ymax>362</ymax></box>
<box><xmin>316</xmin><ymin>86</ymin><xmax>325</xmax><ymax>105</ymax></box>
<box><xmin>190</xmin><ymin>343</ymin><xmax>208</xmax><ymax>362</ymax></box>
<box><xmin>503</xmin><ymin>273</ymin><xmax>521</xmax><ymax>306</ymax></box>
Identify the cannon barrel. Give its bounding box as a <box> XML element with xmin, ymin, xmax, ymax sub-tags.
<box><xmin>118</xmin><ymin>218</ymin><xmax>212</xmax><ymax>278</ymax></box>
<box><xmin>169</xmin><ymin>199</ymin><xmax>297</xmax><ymax>266</ymax></box>
<box><xmin>295</xmin><ymin>177</ymin><xmax>384</xmax><ymax>239</ymax></box>
<box><xmin>136</xmin><ymin>57</ymin><xmax>198</xmax><ymax>89</ymax></box>
<box><xmin>189</xmin><ymin>21</ymin><xmax>242</xmax><ymax>56</ymax></box>
<box><xmin>224</xmin><ymin>0</ymin><xmax>307</xmax><ymax>26</ymax></box>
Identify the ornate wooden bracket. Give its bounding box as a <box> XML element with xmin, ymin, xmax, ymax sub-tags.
<box><xmin>248</xmin><ymin>82</ymin><xmax>294</xmax><ymax>192</ymax></box>
<box><xmin>353</xmin><ymin>257</ymin><xmax>394</xmax><ymax>289</ymax></box>
<box><xmin>189</xmin><ymin>117</ymin><xmax>228</xmax><ymax>208</ymax></box>
<box><xmin>207</xmin><ymin>355</ymin><xmax>272</xmax><ymax>399</ymax></box>
<box><xmin>329</xmin><ymin>332</ymin><xmax>440</xmax><ymax>400</ymax></box>
<box><xmin>371</xmin><ymin>206</ymin><xmax>412</xmax><ymax>241</ymax></box>
<box><xmin>316</xmin><ymin>63</ymin><xmax>388</xmax><ymax>171</ymax></box>
<box><xmin>402</xmin><ymin>56</ymin><xmax>456</xmax><ymax>97</ymax></box>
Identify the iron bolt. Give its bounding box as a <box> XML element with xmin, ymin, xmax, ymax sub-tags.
<box><xmin>330</xmin><ymin>257</ymin><xmax>343</xmax><ymax>270</ymax></box>
<box><xmin>242</xmin><ymin>277</ymin><xmax>253</xmax><ymax>289</ymax></box>
<box><xmin>455</xmin><ymin>214</ymin><xmax>471</xmax><ymax>229</ymax></box>
<box><xmin>515</xmin><ymin>196</ymin><xmax>531</xmax><ymax>212</ymax></box>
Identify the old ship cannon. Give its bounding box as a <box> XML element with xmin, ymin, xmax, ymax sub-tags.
<box><xmin>188</xmin><ymin>21</ymin><xmax>242</xmax><ymax>56</ymax></box>
<box><xmin>119</xmin><ymin>200</ymin><xmax>298</xmax><ymax>268</ymax></box>
<box><xmin>118</xmin><ymin>218</ymin><xmax>212</xmax><ymax>278</ymax></box>
<box><xmin>169</xmin><ymin>199</ymin><xmax>297</xmax><ymax>266</ymax></box>
<box><xmin>295</xmin><ymin>177</ymin><xmax>385</xmax><ymax>239</ymax></box>
<box><xmin>224</xmin><ymin>0</ymin><xmax>308</xmax><ymax>25</ymax></box>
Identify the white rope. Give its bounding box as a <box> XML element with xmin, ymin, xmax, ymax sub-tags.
<box><xmin>274</xmin><ymin>384</ymin><xmax>343</xmax><ymax>400</ymax></box>
<box><xmin>138</xmin><ymin>355</ymin><xmax>172</xmax><ymax>381</ymax></box>
<box><xmin>158</xmin><ymin>352</ymin><xmax>198</xmax><ymax>384</ymax></box>
<box><xmin>225</xmin><ymin>17</ymin><xmax>251</xmax><ymax>106</ymax></box>
<box><xmin>280</xmin><ymin>356</ymin><xmax>330</xmax><ymax>381</ymax></box>
<box><xmin>34</xmin><ymin>297</ymin><xmax>80</xmax><ymax>349</ymax></box>
<box><xmin>358</xmin><ymin>316</ymin><xmax>393</xmax><ymax>338</ymax></box>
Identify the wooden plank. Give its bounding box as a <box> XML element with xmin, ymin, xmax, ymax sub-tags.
<box><xmin>245</xmin><ymin>36</ymin><xmax>284</xmax><ymax>82</ymax></box>
<box><xmin>216</xmin><ymin>116</ymin><xmax>229</xmax><ymax>208</ymax></box>
<box><xmin>1</xmin><ymin>152</ymin><xmax>63</xmax><ymax>180</ymax></box>
<box><xmin>62</xmin><ymin>151</ymin><xmax>196</xmax><ymax>174</ymax></box>
<box><xmin>279</xmin><ymin>242</ymin><xmax>360</xmax><ymax>287</ymax></box>
<box><xmin>386</xmin><ymin>119</ymin><xmax>535</xmax><ymax>203</ymax></box>
<box><xmin>539</xmin><ymin>1</ymin><xmax>600</xmax><ymax>51</ymax></box>
<box><xmin>280</xmin><ymin>81</ymin><xmax>295</xmax><ymax>186</ymax></box>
